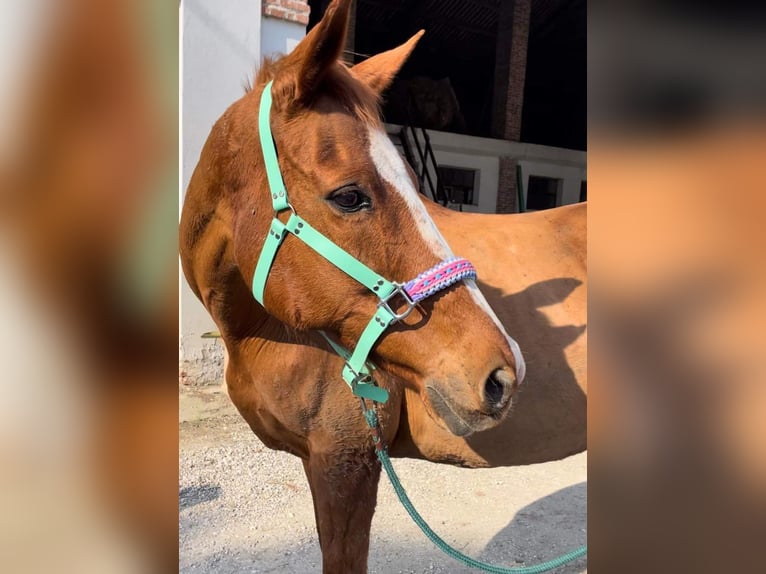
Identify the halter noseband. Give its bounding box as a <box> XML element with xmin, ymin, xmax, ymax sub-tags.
<box><xmin>252</xmin><ymin>81</ymin><xmax>477</xmax><ymax>404</ymax></box>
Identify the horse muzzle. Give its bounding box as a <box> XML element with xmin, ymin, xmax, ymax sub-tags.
<box><xmin>425</xmin><ymin>368</ymin><xmax>517</xmax><ymax>437</ymax></box>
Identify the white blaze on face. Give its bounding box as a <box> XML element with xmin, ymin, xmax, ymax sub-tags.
<box><xmin>367</xmin><ymin>127</ymin><xmax>526</xmax><ymax>382</ymax></box>
<box><xmin>464</xmin><ymin>280</ymin><xmax>526</xmax><ymax>382</ymax></box>
<box><xmin>367</xmin><ymin>127</ymin><xmax>452</xmax><ymax>259</ymax></box>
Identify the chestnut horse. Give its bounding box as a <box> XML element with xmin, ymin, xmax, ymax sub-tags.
<box><xmin>180</xmin><ymin>1</ymin><xmax>586</xmax><ymax>571</ymax></box>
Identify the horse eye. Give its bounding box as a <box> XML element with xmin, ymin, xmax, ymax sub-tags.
<box><xmin>328</xmin><ymin>188</ymin><xmax>369</xmax><ymax>212</ymax></box>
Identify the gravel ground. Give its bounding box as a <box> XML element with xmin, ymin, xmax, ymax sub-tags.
<box><xmin>179</xmin><ymin>386</ymin><xmax>587</xmax><ymax>573</ymax></box>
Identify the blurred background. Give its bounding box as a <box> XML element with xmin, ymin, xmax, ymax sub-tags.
<box><xmin>589</xmin><ymin>2</ymin><xmax>766</xmax><ymax>572</ymax></box>
<box><xmin>0</xmin><ymin>0</ymin><xmax>177</xmax><ymax>572</ymax></box>
<box><xmin>0</xmin><ymin>0</ymin><xmax>764</xmax><ymax>572</ymax></box>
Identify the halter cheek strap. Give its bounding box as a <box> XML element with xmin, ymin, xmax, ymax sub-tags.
<box><xmin>253</xmin><ymin>81</ymin><xmax>477</xmax><ymax>404</ymax></box>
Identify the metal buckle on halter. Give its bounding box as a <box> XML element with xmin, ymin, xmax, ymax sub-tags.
<box><xmin>345</xmin><ymin>362</ymin><xmax>389</xmax><ymax>403</ymax></box>
<box><xmin>345</xmin><ymin>362</ymin><xmax>373</xmax><ymax>387</ymax></box>
<box><xmin>378</xmin><ymin>283</ymin><xmax>416</xmax><ymax>323</ymax></box>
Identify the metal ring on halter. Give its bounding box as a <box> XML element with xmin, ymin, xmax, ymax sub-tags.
<box><xmin>378</xmin><ymin>284</ymin><xmax>417</xmax><ymax>322</ymax></box>
<box><xmin>273</xmin><ymin>202</ymin><xmax>296</xmax><ymax>219</ymax></box>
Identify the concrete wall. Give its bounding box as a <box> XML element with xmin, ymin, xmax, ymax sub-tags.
<box><xmin>181</xmin><ymin>0</ymin><xmax>263</xmax><ymax>384</ymax></box>
<box><xmin>261</xmin><ymin>16</ymin><xmax>304</xmax><ymax>61</ymax></box>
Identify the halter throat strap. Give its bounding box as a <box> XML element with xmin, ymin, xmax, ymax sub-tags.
<box><xmin>252</xmin><ymin>81</ymin><xmax>477</xmax><ymax>404</ymax></box>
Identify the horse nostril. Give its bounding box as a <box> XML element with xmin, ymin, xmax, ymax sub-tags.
<box><xmin>484</xmin><ymin>369</ymin><xmax>507</xmax><ymax>407</ymax></box>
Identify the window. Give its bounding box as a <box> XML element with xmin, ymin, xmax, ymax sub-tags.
<box><xmin>438</xmin><ymin>166</ymin><xmax>478</xmax><ymax>206</ymax></box>
<box><xmin>526</xmin><ymin>176</ymin><xmax>561</xmax><ymax>211</ymax></box>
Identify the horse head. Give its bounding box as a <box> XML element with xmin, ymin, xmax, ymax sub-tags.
<box><xmin>192</xmin><ymin>0</ymin><xmax>526</xmax><ymax>437</ymax></box>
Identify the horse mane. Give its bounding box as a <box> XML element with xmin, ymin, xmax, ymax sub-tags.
<box><xmin>248</xmin><ymin>55</ymin><xmax>382</xmax><ymax>126</ymax></box>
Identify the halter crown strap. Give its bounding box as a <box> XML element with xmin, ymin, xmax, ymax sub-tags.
<box><xmin>253</xmin><ymin>81</ymin><xmax>477</xmax><ymax>404</ymax></box>
<box><xmin>258</xmin><ymin>86</ymin><xmax>289</xmax><ymax>212</ymax></box>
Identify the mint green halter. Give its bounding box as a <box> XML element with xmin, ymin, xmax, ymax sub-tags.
<box><xmin>252</xmin><ymin>81</ymin><xmax>476</xmax><ymax>404</ymax></box>
<box><xmin>251</xmin><ymin>82</ymin><xmax>588</xmax><ymax>574</ymax></box>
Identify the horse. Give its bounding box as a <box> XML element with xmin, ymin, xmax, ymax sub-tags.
<box><xmin>179</xmin><ymin>1</ymin><xmax>586</xmax><ymax>571</ymax></box>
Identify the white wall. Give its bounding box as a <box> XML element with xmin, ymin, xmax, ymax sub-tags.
<box><xmin>261</xmin><ymin>16</ymin><xmax>304</xmax><ymax>60</ymax></box>
<box><xmin>421</xmin><ymin>128</ymin><xmax>586</xmax><ymax>214</ymax></box>
<box><xmin>180</xmin><ymin>0</ymin><xmax>263</xmax><ymax>383</ymax></box>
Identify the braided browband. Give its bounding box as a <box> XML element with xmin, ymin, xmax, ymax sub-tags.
<box><xmin>404</xmin><ymin>257</ymin><xmax>477</xmax><ymax>302</ymax></box>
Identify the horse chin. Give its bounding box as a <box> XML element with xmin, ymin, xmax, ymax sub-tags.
<box><xmin>423</xmin><ymin>385</ymin><xmax>507</xmax><ymax>438</ymax></box>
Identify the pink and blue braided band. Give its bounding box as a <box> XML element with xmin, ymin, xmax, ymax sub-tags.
<box><xmin>403</xmin><ymin>257</ymin><xmax>477</xmax><ymax>302</ymax></box>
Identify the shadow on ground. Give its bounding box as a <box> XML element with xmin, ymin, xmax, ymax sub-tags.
<box><xmin>476</xmin><ymin>482</ymin><xmax>587</xmax><ymax>574</ymax></box>
<box><xmin>180</xmin><ymin>482</ymin><xmax>587</xmax><ymax>573</ymax></box>
<box><xmin>180</xmin><ymin>484</ymin><xmax>223</xmax><ymax>510</ymax></box>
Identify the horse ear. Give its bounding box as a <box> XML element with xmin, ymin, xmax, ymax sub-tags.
<box><xmin>275</xmin><ymin>0</ymin><xmax>351</xmax><ymax>106</ymax></box>
<box><xmin>350</xmin><ymin>30</ymin><xmax>425</xmax><ymax>94</ymax></box>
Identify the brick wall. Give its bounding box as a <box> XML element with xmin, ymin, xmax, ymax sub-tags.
<box><xmin>493</xmin><ymin>0</ymin><xmax>530</xmax><ymax>213</ymax></box>
<box><xmin>263</xmin><ymin>0</ymin><xmax>311</xmax><ymax>26</ymax></box>
<box><xmin>496</xmin><ymin>157</ymin><xmax>519</xmax><ymax>214</ymax></box>
<box><xmin>503</xmin><ymin>0</ymin><xmax>530</xmax><ymax>142</ymax></box>
<box><xmin>492</xmin><ymin>0</ymin><xmax>530</xmax><ymax>141</ymax></box>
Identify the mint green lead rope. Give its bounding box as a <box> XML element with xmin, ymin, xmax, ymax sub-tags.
<box><xmin>363</xmin><ymin>409</ymin><xmax>588</xmax><ymax>573</ymax></box>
